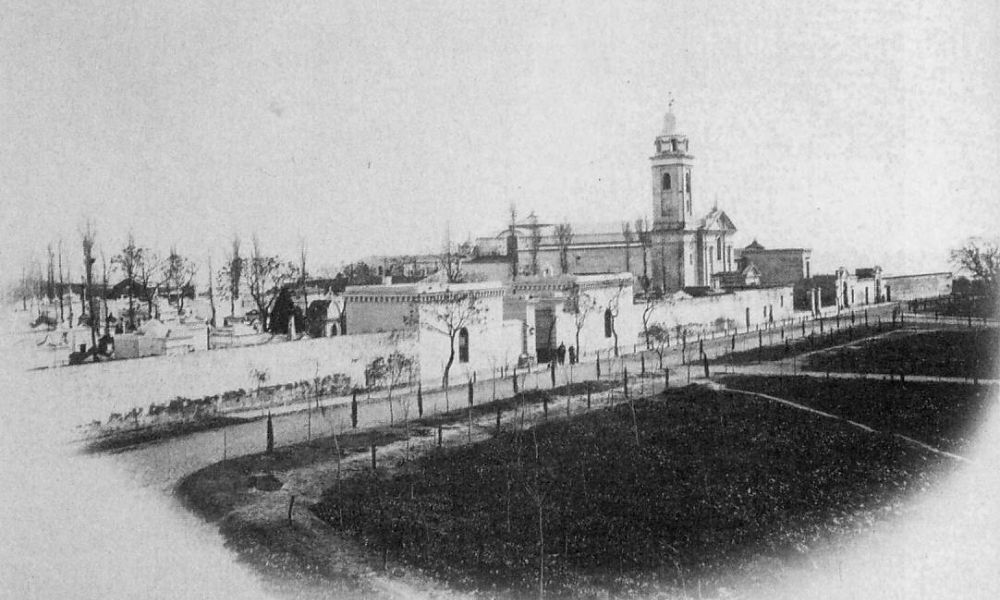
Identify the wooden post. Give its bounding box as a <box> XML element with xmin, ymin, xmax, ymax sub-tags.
<box><xmin>370</xmin><ymin>445</ymin><xmax>377</xmax><ymax>471</ymax></box>
<box><xmin>623</xmin><ymin>367</ymin><xmax>629</xmax><ymax>398</ymax></box>
<box><xmin>351</xmin><ymin>390</ymin><xmax>358</xmax><ymax>429</ymax></box>
<box><xmin>550</xmin><ymin>361</ymin><xmax>556</xmax><ymax>388</ymax></box>
<box><xmin>640</xmin><ymin>353</ymin><xmax>646</xmax><ymax>375</ymax></box>
<box><xmin>417</xmin><ymin>383</ymin><xmax>423</xmax><ymax>417</ymax></box>
<box><xmin>287</xmin><ymin>495</ymin><xmax>295</xmax><ymax>524</ymax></box>
<box><xmin>438</xmin><ymin>424</ymin><xmax>443</xmax><ymax>447</ymax></box>
<box><xmin>586</xmin><ymin>383</ymin><xmax>592</xmax><ymax>410</ymax></box>
<box><xmin>266</xmin><ymin>412</ymin><xmax>274</xmax><ymax>454</ymax></box>
<box><xmin>496</xmin><ymin>406</ymin><xmax>502</xmax><ymax>435</ymax></box>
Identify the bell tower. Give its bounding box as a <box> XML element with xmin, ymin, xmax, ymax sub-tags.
<box><xmin>650</xmin><ymin>105</ymin><xmax>694</xmax><ymax>230</ymax></box>
<box><xmin>649</xmin><ymin>103</ymin><xmax>700</xmax><ymax>293</ymax></box>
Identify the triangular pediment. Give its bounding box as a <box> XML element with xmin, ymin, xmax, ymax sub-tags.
<box><xmin>700</xmin><ymin>209</ymin><xmax>737</xmax><ymax>232</ymax></box>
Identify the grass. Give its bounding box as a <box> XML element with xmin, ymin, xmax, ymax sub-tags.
<box><xmin>177</xmin><ymin>380</ymin><xmax>615</xmax><ymax>523</ymax></box>
<box><xmin>81</xmin><ymin>414</ymin><xmax>251</xmax><ymax>454</ymax></box>
<box><xmin>803</xmin><ymin>328</ymin><xmax>998</xmax><ymax>379</ymax></box>
<box><xmin>721</xmin><ymin>375</ymin><xmax>994</xmax><ymax>454</ymax></box>
<box><xmin>311</xmin><ymin>385</ymin><xmax>945</xmax><ymax>598</ymax></box>
<box><xmin>910</xmin><ymin>294</ymin><xmax>997</xmax><ymax>319</ymax></box>
<box><xmin>410</xmin><ymin>380</ymin><xmax>618</xmax><ymax>429</ymax></box>
<box><xmin>711</xmin><ymin>321</ymin><xmax>903</xmax><ymax>365</ymax></box>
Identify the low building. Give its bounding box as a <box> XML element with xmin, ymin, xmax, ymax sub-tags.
<box><xmin>344</xmin><ymin>281</ymin><xmax>524</xmax><ymax>383</ymax></box>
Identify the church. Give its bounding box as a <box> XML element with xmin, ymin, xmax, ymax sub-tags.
<box><xmin>467</xmin><ymin>108</ymin><xmax>765</xmax><ymax>294</ymax></box>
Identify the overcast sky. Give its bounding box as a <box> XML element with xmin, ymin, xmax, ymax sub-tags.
<box><xmin>2</xmin><ymin>0</ymin><xmax>997</xmax><ymax>285</ymax></box>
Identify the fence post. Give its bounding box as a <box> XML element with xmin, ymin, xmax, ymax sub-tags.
<box><xmin>351</xmin><ymin>390</ymin><xmax>358</xmax><ymax>429</ymax></box>
<box><xmin>371</xmin><ymin>445</ymin><xmax>377</xmax><ymax>471</ymax></box>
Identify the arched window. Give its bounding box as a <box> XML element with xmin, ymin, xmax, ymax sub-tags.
<box><xmin>604</xmin><ymin>309</ymin><xmax>613</xmax><ymax>338</ymax></box>
<box><xmin>458</xmin><ymin>327</ymin><xmax>469</xmax><ymax>363</ymax></box>
<box><xmin>662</xmin><ymin>173</ymin><xmax>671</xmax><ymax>191</ymax></box>
<box><xmin>686</xmin><ymin>172</ymin><xmax>692</xmax><ymax>193</ymax></box>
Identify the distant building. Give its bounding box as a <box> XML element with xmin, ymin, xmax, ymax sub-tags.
<box><xmin>471</xmin><ymin>109</ymin><xmax>744</xmax><ymax>294</ymax></box>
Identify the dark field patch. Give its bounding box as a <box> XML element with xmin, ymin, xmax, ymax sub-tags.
<box><xmin>803</xmin><ymin>328</ymin><xmax>998</xmax><ymax>379</ymax></box>
<box><xmin>722</xmin><ymin>375</ymin><xmax>994</xmax><ymax>454</ymax></box>
<box><xmin>712</xmin><ymin>321</ymin><xmax>903</xmax><ymax>365</ymax></box>
<box><xmin>312</xmin><ymin>386</ymin><xmax>944</xmax><ymax>598</ymax></box>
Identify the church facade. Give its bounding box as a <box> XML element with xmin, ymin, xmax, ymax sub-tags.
<box><xmin>468</xmin><ymin>109</ymin><xmax>745</xmax><ymax>294</ymax></box>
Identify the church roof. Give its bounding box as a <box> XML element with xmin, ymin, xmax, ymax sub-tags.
<box><xmin>745</xmin><ymin>239</ymin><xmax>765</xmax><ymax>250</ymax></box>
<box><xmin>699</xmin><ymin>208</ymin><xmax>737</xmax><ymax>232</ymax></box>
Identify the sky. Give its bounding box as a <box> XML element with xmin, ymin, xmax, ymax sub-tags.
<box><xmin>1</xmin><ymin>0</ymin><xmax>998</xmax><ymax>287</ymax></box>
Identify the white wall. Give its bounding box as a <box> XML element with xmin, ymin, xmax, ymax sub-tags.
<box><xmin>639</xmin><ymin>286</ymin><xmax>794</xmax><ymax>341</ymax></box>
<box><xmin>414</xmin><ymin>292</ymin><xmax>522</xmax><ymax>383</ymax></box>
<box><xmin>30</xmin><ymin>332</ymin><xmax>405</xmax><ymax>423</ymax></box>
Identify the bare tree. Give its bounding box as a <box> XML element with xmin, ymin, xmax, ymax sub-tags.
<box><xmin>419</xmin><ymin>289</ymin><xmax>489</xmax><ymax>388</ymax></box>
<box><xmin>162</xmin><ymin>247</ymin><xmax>198</xmax><ymax>313</ymax></box>
<box><xmin>246</xmin><ymin>235</ymin><xmax>299</xmax><ymax>331</ymax></box>
<box><xmin>101</xmin><ymin>252</ymin><xmax>110</xmax><ymax>335</ymax></box>
<box><xmin>46</xmin><ymin>244</ymin><xmax>56</xmax><ymax>303</ymax></box>
<box><xmin>565</xmin><ymin>283</ymin><xmax>598</xmax><ymax>362</ymax></box>
<box><xmin>80</xmin><ymin>221</ymin><xmax>99</xmax><ymax>359</ymax></box>
<box><xmin>951</xmin><ymin>237</ymin><xmax>1000</xmax><ymax>296</ymax></box>
<box><xmin>641</xmin><ymin>291</ymin><xmax>663</xmax><ymax>349</ymax></box>
<box><xmin>621</xmin><ymin>221</ymin><xmax>633</xmax><ymax>274</ymax></box>
<box><xmin>112</xmin><ymin>232</ymin><xmax>144</xmax><ymax>330</ymax></box>
<box><xmin>524</xmin><ymin>429</ymin><xmax>547</xmax><ymax>600</ymax></box>
<box><xmin>135</xmin><ymin>249</ymin><xmax>161</xmax><ymax>320</ymax></box>
<box><xmin>57</xmin><ymin>240</ymin><xmax>65</xmax><ymax>322</ymax></box>
<box><xmin>605</xmin><ymin>282</ymin><xmax>626</xmax><ymax>357</ymax></box>
<box><xmin>507</xmin><ymin>205</ymin><xmax>520</xmax><ymax>280</ymax></box>
<box><xmin>439</xmin><ymin>225</ymin><xmax>464</xmax><ymax>283</ymax></box>
<box><xmin>527</xmin><ymin>212</ymin><xmax>542</xmax><ymax>276</ymax></box>
<box><xmin>225</xmin><ymin>235</ymin><xmax>243</xmax><ymax>316</ymax></box>
<box><xmin>366</xmin><ymin>340</ymin><xmax>414</xmax><ymax>425</ymax></box>
<box><xmin>299</xmin><ymin>238</ymin><xmax>309</xmax><ymax>313</ymax></box>
<box><xmin>207</xmin><ymin>254</ymin><xmax>217</xmax><ymax>328</ymax></box>
<box><xmin>554</xmin><ymin>222</ymin><xmax>574</xmax><ymax>275</ymax></box>
<box><xmin>646</xmin><ymin>323</ymin><xmax>671</xmax><ymax>369</ymax></box>
<box><xmin>635</xmin><ymin>218</ymin><xmax>652</xmax><ymax>292</ymax></box>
